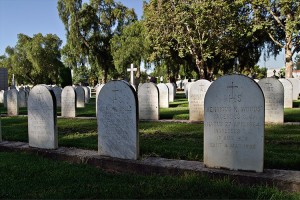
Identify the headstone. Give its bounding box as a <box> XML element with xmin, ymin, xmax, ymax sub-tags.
<box><xmin>18</xmin><ymin>89</ymin><xmax>27</xmax><ymax>108</ymax></box>
<box><xmin>287</xmin><ymin>78</ymin><xmax>300</xmax><ymax>100</ymax></box>
<box><xmin>138</xmin><ymin>83</ymin><xmax>159</xmax><ymax>120</ymax></box>
<box><xmin>52</xmin><ymin>86</ymin><xmax>62</xmax><ymax>107</ymax></box>
<box><xmin>185</xmin><ymin>82</ymin><xmax>192</xmax><ymax>98</ymax></box>
<box><xmin>279</xmin><ymin>79</ymin><xmax>293</xmax><ymax>108</ymax></box>
<box><xmin>97</xmin><ymin>80</ymin><xmax>139</xmax><ymax>159</ymax></box>
<box><xmin>204</xmin><ymin>74</ymin><xmax>264</xmax><ymax>172</ymax></box>
<box><xmin>127</xmin><ymin>64</ymin><xmax>137</xmax><ymax>86</ymax></box>
<box><xmin>189</xmin><ymin>79</ymin><xmax>211</xmax><ymax>122</ymax></box>
<box><xmin>75</xmin><ymin>86</ymin><xmax>85</xmax><ymax>108</ymax></box>
<box><xmin>3</xmin><ymin>90</ymin><xmax>7</xmax><ymax>108</ymax></box>
<box><xmin>258</xmin><ymin>78</ymin><xmax>284</xmax><ymax>123</ymax></box>
<box><xmin>7</xmin><ymin>89</ymin><xmax>19</xmax><ymax>116</ymax></box>
<box><xmin>166</xmin><ymin>83</ymin><xmax>175</xmax><ymax>102</ymax></box>
<box><xmin>0</xmin><ymin>68</ymin><xmax>8</xmax><ymax>91</ymax></box>
<box><xmin>157</xmin><ymin>83</ymin><xmax>169</xmax><ymax>108</ymax></box>
<box><xmin>0</xmin><ymin>90</ymin><xmax>4</xmax><ymax>103</ymax></box>
<box><xmin>82</xmin><ymin>86</ymin><xmax>90</xmax><ymax>103</ymax></box>
<box><xmin>28</xmin><ymin>85</ymin><xmax>57</xmax><ymax>149</ymax></box>
<box><xmin>61</xmin><ymin>86</ymin><xmax>76</xmax><ymax>117</ymax></box>
<box><xmin>95</xmin><ymin>84</ymin><xmax>104</xmax><ymax>116</ymax></box>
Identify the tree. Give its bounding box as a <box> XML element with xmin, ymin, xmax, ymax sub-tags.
<box><xmin>57</xmin><ymin>0</ymin><xmax>137</xmax><ymax>83</ymax></box>
<box><xmin>251</xmin><ymin>0</ymin><xmax>300</xmax><ymax>78</ymax></box>
<box><xmin>1</xmin><ymin>33</ymin><xmax>68</xmax><ymax>85</ymax></box>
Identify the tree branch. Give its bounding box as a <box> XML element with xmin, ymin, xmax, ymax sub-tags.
<box><xmin>267</xmin><ymin>8</ymin><xmax>285</xmax><ymax>29</ymax></box>
<box><xmin>267</xmin><ymin>32</ymin><xmax>284</xmax><ymax>48</ymax></box>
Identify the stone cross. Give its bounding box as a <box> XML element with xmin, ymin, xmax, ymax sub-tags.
<box><xmin>127</xmin><ymin>63</ymin><xmax>137</xmax><ymax>85</ymax></box>
<box><xmin>227</xmin><ymin>82</ymin><xmax>238</xmax><ymax>101</ymax></box>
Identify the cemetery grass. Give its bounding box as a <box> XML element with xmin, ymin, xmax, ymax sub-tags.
<box><xmin>1</xmin><ymin>117</ymin><xmax>300</xmax><ymax>171</ymax></box>
<box><xmin>0</xmin><ymin>152</ymin><xmax>298</xmax><ymax>199</ymax></box>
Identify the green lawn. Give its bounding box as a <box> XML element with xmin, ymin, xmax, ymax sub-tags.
<box><xmin>0</xmin><ymin>151</ymin><xmax>298</xmax><ymax>199</ymax></box>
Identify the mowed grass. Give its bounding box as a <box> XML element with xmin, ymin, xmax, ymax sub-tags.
<box><xmin>1</xmin><ymin>117</ymin><xmax>300</xmax><ymax>170</ymax></box>
<box><xmin>0</xmin><ymin>151</ymin><xmax>298</xmax><ymax>199</ymax></box>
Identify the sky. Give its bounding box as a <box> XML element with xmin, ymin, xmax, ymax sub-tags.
<box><xmin>0</xmin><ymin>0</ymin><xmax>286</xmax><ymax>69</ymax></box>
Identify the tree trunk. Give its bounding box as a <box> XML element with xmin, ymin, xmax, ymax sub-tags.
<box><xmin>285</xmin><ymin>37</ymin><xmax>293</xmax><ymax>78</ymax></box>
<box><xmin>195</xmin><ymin>55</ymin><xmax>202</xmax><ymax>79</ymax></box>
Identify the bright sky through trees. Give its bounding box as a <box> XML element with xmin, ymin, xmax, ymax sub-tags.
<box><xmin>0</xmin><ymin>0</ymin><xmax>285</xmax><ymax>69</ymax></box>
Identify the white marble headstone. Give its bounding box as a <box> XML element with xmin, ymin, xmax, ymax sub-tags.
<box><xmin>7</xmin><ymin>89</ymin><xmax>19</xmax><ymax>116</ymax></box>
<box><xmin>18</xmin><ymin>89</ymin><xmax>27</xmax><ymax>108</ymax></box>
<box><xmin>258</xmin><ymin>78</ymin><xmax>284</xmax><ymax>123</ymax></box>
<box><xmin>204</xmin><ymin>74</ymin><xmax>264</xmax><ymax>172</ymax></box>
<box><xmin>157</xmin><ymin>83</ymin><xmax>169</xmax><ymax>108</ymax></box>
<box><xmin>75</xmin><ymin>86</ymin><xmax>85</xmax><ymax>108</ymax></box>
<box><xmin>189</xmin><ymin>79</ymin><xmax>211</xmax><ymax>122</ymax></box>
<box><xmin>287</xmin><ymin>78</ymin><xmax>300</xmax><ymax>100</ymax></box>
<box><xmin>83</xmin><ymin>86</ymin><xmax>90</xmax><ymax>103</ymax></box>
<box><xmin>28</xmin><ymin>85</ymin><xmax>57</xmax><ymax>149</ymax></box>
<box><xmin>166</xmin><ymin>83</ymin><xmax>175</xmax><ymax>102</ymax></box>
<box><xmin>95</xmin><ymin>84</ymin><xmax>104</xmax><ymax>116</ymax></box>
<box><xmin>52</xmin><ymin>86</ymin><xmax>62</xmax><ymax>107</ymax></box>
<box><xmin>279</xmin><ymin>79</ymin><xmax>293</xmax><ymax>108</ymax></box>
<box><xmin>97</xmin><ymin>80</ymin><xmax>139</xmax><ymax>160</ymax></box>
<box><xmin>61</xmin><ymin>86</ymin><xmax>76</xmax><ymax>117</ymax></box>
<box><xmin>0</xmin><ymin>90</ymin><xmax>4</xmax><ymax>103</ymax></box>
<box><xmin>138</xmin><ymin>83</ymin><xmax>159</xmax><ymax>120</ymax></box>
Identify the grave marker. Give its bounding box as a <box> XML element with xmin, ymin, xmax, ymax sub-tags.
<box><xmin>7</xmin><ymin>89</ymin><xmax>19</xmax><ymax>116</ymax></box>
<box><xmin>287</xmin><ymin>78</ymin><xmax>300</xmax><ymax>100</ymax></box>
<box><xmin>18</xmin><ymin>89</ymin><xmax>27</xmax><ymax>108</ymax></box>
<box><xmin>258</xmin><ymin>78</ymin><xmax>284</xmax><ymax>123</ymax></box>
<box><xmin>138</xmin><ymin>83</ymin><xmax>159</xmax><ymax>120</ymax></box>
<box><xmin>97</xmin><ymin>80</ymin><xmax>139</xmax><ymax>160</ymax></box>
<box><xmin>28</xmin><ymin>85</ymin><xmax>57</xmax><ymax>149</ymax></box>
<box><xmin>83</xmin><ymin>86</ymin><xmax>90</xmax><ymax>103</ymax></box>
<box><xmin>157</xmin><ymin>83</ymin><xmax>169</xmax><ymax>108</ymax></box>
<box><xmin>52</xmin><ymin>86</ymin><xmax>62</xmax><ymax>107</ymax></box>
<box><xmin>61</xmin><ymin>86</ymin><xmax>76</xmax><ymax>117</ymax></box>
<box><xmin>204</xmin><ymin>74</ymin><xmax>264</xmax><ymax>172</ymax></box>
<box><xmin>0</xmin><ymin>68</ymin><xmax>8</xmax><ymax>91</ymax></box>
<box><xmin>166</xmin><ymin>83</ymin><xmax>175</xmax><ymax>102</ymax></box>
<box><xmin>279</xmin><ymin>79</ymin><xmax>293</xmax><ymax>108</ymax></box>
<box><xmin>189</xmin><ymin>79</ymin><xmax>211</xmax><ymax>122</ymax></box>
<box><xmin>75</xmin><ymin>86</ymin><xmax>85</xmax><ymax>108</ymax></box>
<box><xmin>127</xmin><ymin>64</ymin><xmax>137</xmax><ymax>86</ymax></box>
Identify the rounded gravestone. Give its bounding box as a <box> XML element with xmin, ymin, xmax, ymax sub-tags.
<box><xmin>7</xmin><ymin>88</ymin><xmax>19</xmax><ymax>116</ymax></box>
<box><xmin>28</xmin><ymin>85</ymin><xmax>57</xmax><ymax>149</ymax></box>
<box><xmin>52</xmin><ymin>86</ymin><xmax>62</xmax><ymax>107</ymax></box>
<box><xmin>157</xmin><ymin>83</ymin><xmax>169</xmax><ymax>108</ymax></box>
<box><xmin>0</xmin><ymin>90</ymin><xmax>4</xmax><ymax>103</ymax></box>
<box><xmin>258</xmin><ymin>78</ymin><xmax>284</xmax><ymax>123</ymax></box>
<box><xmin>61</xmin><ymin>86</ymin><xmax>76</xmax><ymax>117</ymax></box>
<box><xmin>95</xmin><ymin>84</ymin><xmax>105</xmax><ymax>116</ymax></box>
<box><xmin>189</xmin><ymin>79</ymin><xmax>211</xmax><ymax>122</ymax></box>
<box><xmin>83</xmin><ymin>86</ymin><xmax>90</xmax><ymax>103</ymax></box>
<box><xmin>97</xmin><ymin>80</ymin><xmax>139</xmax><ymax>160</ymax></box>
<box><xmin>18</xmin><ymin>89</ymin><xmax>27</xmax><ymax>108</ymax></box>
<box><xmin>166</xmin><ymin>83</ymin><xmax>175</xmax><ymax>102</ymax></box>
<box><xmin>138</xmin><ymin>83</ymin><xmax>159</xmax><ymax>120</ymax></box>
<box><xmin>279</xmin><ymin>79</ymin><xmax>293</xmax><ymax>108</ymax></box>
<box><xmin>287</xmin><ymin>78</ymin><xmax>300</xmax><ymax>100</ymax></box>
<box><xmin>204</xmin><ymin>74</ymin><xmax>264</xmax><ymax>172</ymax></box>
<box><xmin>75</xmin><ymin>86</ymin><xmax>85</xmax><ymax>108</ymax></box>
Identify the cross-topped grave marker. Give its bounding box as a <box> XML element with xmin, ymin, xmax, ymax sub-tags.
<box><xmin>127</xmin><ymin>63</ymin><xmax>137</xmax><ymax>86</ymax></box>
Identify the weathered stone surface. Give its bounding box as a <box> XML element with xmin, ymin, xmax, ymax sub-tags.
<box><xmin>0</xmin><ymin>90</ymin><xmax>4</xmax><ymax>103</ymax></box>
<box><xmin>157</xmin><ymin>83</ymin><xmax>169</xmax><ymax>108</ymax></box>
<box><xmin>189</xmin><ymin>79</ymin><xmax>211</xmax><ymax>122</ymax></box>
<box><xmin>75</xmin><ymin>86</ymin><xmax>85</xmax><ymax>108</ymax></box>
<box><xmin>52</xmin><ymin>86</ymin><xmax>62</xmax><ymax>107</ymax></box>
<box><xmin>7</xmin><ymin>89</ymin><xmax>19</xmax><ymax>116</ymax></box>
<box><xmin>3</xmin><ymin>90</ymin><xmax>7</xmax><ymax>108</ymax></box>
<box><xmin>83</xmin><ymin>86</ymin><xmax>90</xmax><ymax>103</ymax></box>
<box><xmin>97</xmin><ymin>80</ymin><xmax>139</xmax><ymax>160</ymax></box>
<box><xmin>138</xmin><ymin>83</ymin><xmax>159</xmax><ymax>120</ymax></box>
<box><xmin>287</xmin><ymin>78</ymin><xmax>300</xmax><ymax>100</ymax></box>
<box><xmin>279</xmin><ymin>79</ymin><xmax>293</xmax><ymax>108</ymax></box>
<box><xmin>61</xmin><ymin>86</ymin><xmax>76</xmax><ymax>117</ymax></box>
<box><xmin>18</xmin><ymin>89</ymin><xmax>27</xmax><ymax>108</ymax></box>
<box><xmin>28</xmin><ymin>85</ymin><xmax>57</xmax><ymax>149</ymax></box>
<box><xmin>95</xmin><ymin>84</ymin><xmax>104</xmax><ymax>116</ymax></box>
<box><xmin>166</xmin><ymin>83</ymin><xmax>175</xmax><ymax>102</ymax></box>
<box><xmin>258</xmin><ymin>78</ymin><xmax>284</xmax><ymax>123</ymax></box>
<box><xmin>204</xmin><ymin>74</ymin><xmax>264</xmax><ymax>172</ymax></box>
<box><xmin>0</xmin><ymin>68</ymin><xmax>8</xmax><ymax>91</ymax></box>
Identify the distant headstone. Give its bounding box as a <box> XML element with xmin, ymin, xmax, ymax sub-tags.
<box><xmin>287</xmin><ymin>78</ymin><xmax>300</xmax><ymax>100</ymax></box>
<box><xmin>61</xmin><ymin>86</ymin><xmax>76</xmax><ymax>117</ymax></box>
<box><xmin>3</xmin><ymin>90</ymin><xmax>7</xmax><ymax>108</ymax></box>
<box><xmin>166</xmin><ymin>83</ymin><xmax>175</xmax><ymax>102</ymax></box>
<box><xmin>18</xmin><ymin>89</ymin><xmax>27</xmax><ymax>108</ymax></box>
<box><xmin>138</xmin><ymin>83</ymin><xmax>159</xmax><ymax>120</ymax></box>
<box><xmin>127</xmin><ymin>64</ymin><xmax>137</xmax><ymax>86</ymax></box>
<box><xmin>279</xmin><ymin>79</ymin><xmax>293</xmax><ymax>108</ymax></box>
<box><xmin>75</xmin><ymin>86</ymin><xmax>85</xmax><ymax>108</ymax></box>
<box><xmin>82</xmin><ymin>86</ymin><xmax>90</xmax><ymax>103</ymax></box>
<box><xmin>7</xmin><ymin>89</ymin><xmax>19</xmax><ymax>116</ymax></box>
<box><xmin>0</xmin><ymin>68</ymin><xmax>8</xmax><ymax>91</ymax></box>
<box><xmin>0</xmin><ymin>90</ymin><xmax>4</xmax><ymax>103</ymax></box>
<box><xmin>204</xmin><ymin>74</ymin><xmax>264</xmax><ymax>172</ymax></box>
<box><xmin>185</xmin><ymin>82</ymin><xmax>192</xmax><ymax>98</ymax></box>
<box><xmin>52</xmin><ymin>86</ymin><xmax>62</xmax><ymax>107</ymax></box>
<box><xmin>157</xmin><ymin>83</ymin><xmax>169</xmax><ymax>108</ymax></box>
<box><xmin>189</xmin><ymin>79</ymin><xmax>211</xmax><ymax>122</ymax></box>
<box><xmin>258</xmin><ymin>78</ymin><xmax>284</xmax><ymax>123</ymax></box>
<box><xmin>95</xmin><ymin>84</ymin><xmax>104</xmax><ymax>116</ymax></box>
<box><xmin>28</xmin><ymin>85</ymin><xmax>57</xmax><ymax>149</ymax></box>
<box><xmin>97</xmin><ymin>80</ymin><xmax>138</xmax><ymax>159</ymax></box>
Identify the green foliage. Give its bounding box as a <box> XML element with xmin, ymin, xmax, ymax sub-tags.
<box><xmin>0</xmin><ymin>33</ymin><xmax>66</xmax><ymax>85</ymax></box>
